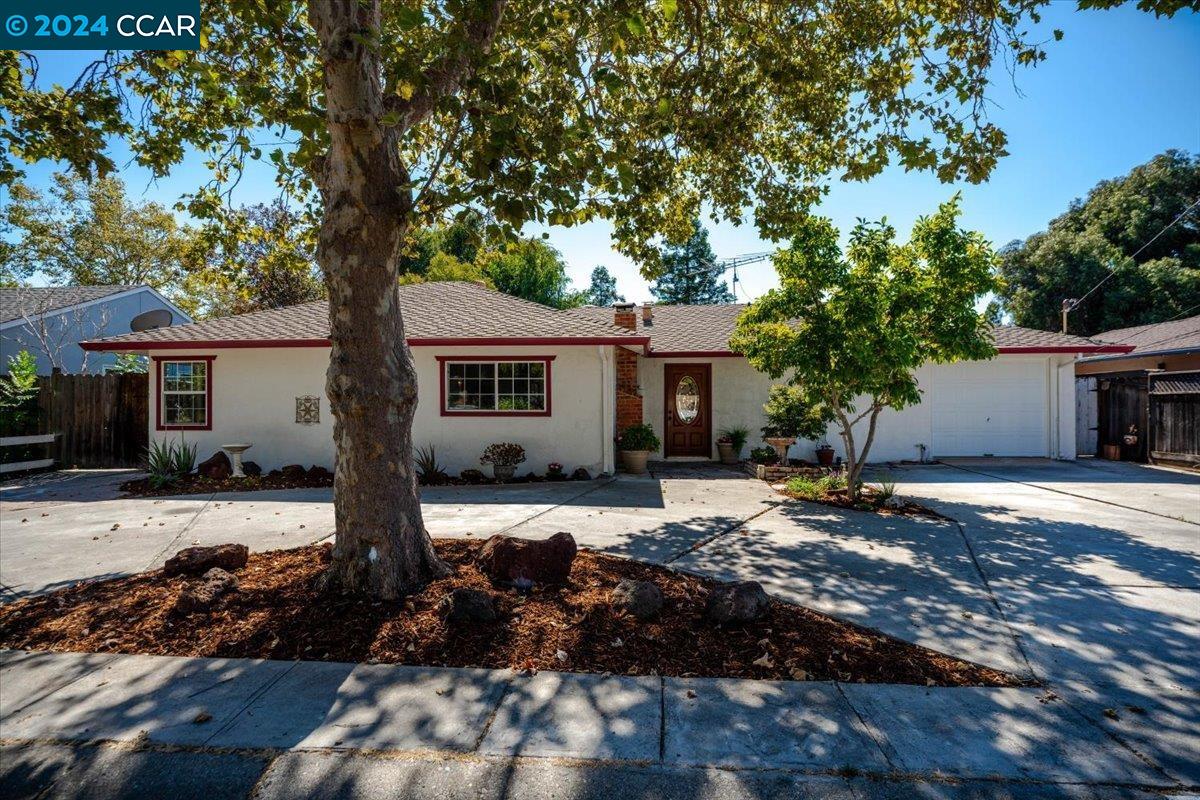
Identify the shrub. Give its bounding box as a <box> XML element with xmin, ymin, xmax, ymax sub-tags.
<box><xmin>749</xmin><ymin>446</ymin><xmax>778</xmax><ymax>465</ymax></box>
<box><xmin>761</xmin><ymin>385</ymin><xmax>832</xmax><ymax>441</ymax></box>
<box><xmin>415</xmin><ymin>444</ymin><xmax>450</xmax><ymax>485</ymax></box>
<box><xmin>717</xmin><ymin>426</ymin><xmax>749</xmax><ymax>451</ymax></box>
<box><xmin>0</xmin><ymin>350</ymin><xmax>40</xmax><ymax>437</ymax></box>
<box><xmin>874</xmin><ymin>473</ymin><xmax>897</xmax><ymax>502</ymax></box>
<box><xmin>547</xmin><ymin>461</ymin><xmax>565</xmax><ymax>476</ymax></box>
<box><xmin>618</xmin><ymin>423</ymin><xmax>661</xmax><ymax>452</ymax></box>
<box><xmin>480</xmin><ymin>442</ymin><xmax>526</xmax><ymax>467</ymax></box>
<box><xmin>145</xmin><ymin>438</ymin><xmax>197</xmax><ymax>489</ymax></box>
<box><xmin>786</xmin><ymin>476</ymin><xmax>821</xmax><ymax>499</ymax></box>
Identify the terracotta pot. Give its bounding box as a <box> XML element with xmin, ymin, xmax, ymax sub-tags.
<box><xmin>716</xmin><ymin>441</ymin><xmax>739</xmax><ymax>465</ymax></box>
<box><xmin>816</xmin><ymin>446</ymin><xmax>835</xmax><ymax>467</ymax></box>
<box><xmin>621</xmin><ymin>449</ymin><xmax>650</xmax><ymax>474</ymax></box>
<box><xmin>1101</xmin><ymin>444</ymin><xmax>1122</xmax><ymax>460</ymax></box>
<box><xmin>492</xmin><ymin>464</ymin><xmax>517</xmax><ymax>482</ymax></box>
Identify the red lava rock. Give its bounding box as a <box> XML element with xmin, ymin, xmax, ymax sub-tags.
<box><xmin>197</xmin><ymin>451</ymin><xmax>233</xmax><ymax>480</ymax></box>
<box><xmin>173</xmin><ymin>568</ymin><xmax>238</xmax><ymax>614</ymax></box>
<box><xmin>164</xmin><ymin>543</ymin><xmax>249</xmax><ymax>577</ymax></box>
<box><xmin>475</xmin><ymin>531</ymin><xmax>577</xmax><ymax>585</ymax></box>
<box><xmin>705</xmin><ymin>581</ymin><xmax>770</xmax><ymax>625</ymax></box>
<box><xmin>306</xmin><ymin>465</ymin><xmax>333</xmax><ymax>481</ymax></box>
<box><xmin>280</xmin><ymin>464</ymin><xmax>307</xmax><ymax>479</ymax></box>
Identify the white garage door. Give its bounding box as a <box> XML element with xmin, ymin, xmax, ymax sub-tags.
<box><xmin>930</xmin><ymin>359</ymin><xmax>1048</xmax><ymax>457</ymax></box>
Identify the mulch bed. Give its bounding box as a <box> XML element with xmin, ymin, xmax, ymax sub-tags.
<box><xmin>777</xmin><ymin>485</ymin><xmax>947</xmax><ymax>519</ymax></box>
<box><xmin>0</xmin><ymin>540</ymin><xmax>1021</xmax><ymax>687</ymax></box>
<box><xmin>120</xmin><ymin>471</ymin><xmax>588</xmax><ymax>498</ymax></box>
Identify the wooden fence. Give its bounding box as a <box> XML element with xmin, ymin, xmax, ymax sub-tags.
<box><xmin>36</xmin><ymin>372</ymin><xmax>148</xmax><ymax>468</ymax></box>
<box><xmin>1148</xmin><ymin>371</ymin><xmax>1200</xmax><ymax>465</ymax></box>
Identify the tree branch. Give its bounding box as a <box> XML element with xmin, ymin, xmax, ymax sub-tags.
<box><xmin>384</xmin><ymin>0</ymin><xmax>506</xmax><ymax>131</ymax></box>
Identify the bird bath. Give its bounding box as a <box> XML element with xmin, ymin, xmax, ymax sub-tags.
<box><xmin>222</xmin><ymin>443</ymin><xmax>253</xmax><ymax>478</ymax></box>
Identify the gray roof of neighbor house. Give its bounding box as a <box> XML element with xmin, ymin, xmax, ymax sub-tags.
<box><xmin>82</xmin><ymin>281</ymin><xmax>648</xmax><ymax>351</ymax></box>
<box><xmin>564</xmin><ymin>304</ymin><xmax>1130</xmax><ymax>355</ymax></box>
<box><xmin>1086</xmin><ymin>314</ymin><xmax>1200</xmax><ymax>359</ymax></box>
<box><xmin>0</xmin><ymin>285</ymin><xmax>141</xmax><ymax>324</ymax></box>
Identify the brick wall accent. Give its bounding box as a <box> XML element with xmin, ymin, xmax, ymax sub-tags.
<box><xmin>612</xmin><ymin>304</ymin><xmax>642</xmax><ymax>433</ymax></box>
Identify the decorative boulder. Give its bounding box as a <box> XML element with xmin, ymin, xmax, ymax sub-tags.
<box><xmin>242</xmin><ymin>461</ymin><xmax>262</xmax><ymax>477</ymax></box>
<box><xmin>174</xmin><ymin>567</ymin><xmax>238</xmax><ymax>614</ymax></box>
<box><xmin>307</xmin><ymin>465</ymin><xmax>333</xmax><ymax>482</ymax></box>
<box><xmin>704</xmin><ymin>581</ymin><xmax>769</xmax><ymax>625</ymax></box>
<box><xmin>570</xmin><ymin>467</ymin><xmax>591</xmax><ymax>481</ymax></box>
<box><xmin>197</xmin><ymin>451</ymin><xmax>232</xmax><ymax>480</ymax></box>
<box><xmin>280</xmin><ymin>464</ymin><xmax>307</xmax><ymax>479</ymax></box>
<box><xmin>441</xmin><ymin>587</ymin><xmax>497</xmax><ymax>623</ymax></box>
<box><xmin>611</xmin><ymin>579</ymin><xmax>663</xmax><ymax>621</ymax></box>
<box><xmin>476</xmin><ymin>531</ymin><xmax>577</xmax><ymax>585</ymax></box>
<box><xmin>460</xmin><ymin>468</ymin><xmax>486</xmax><ymax>484</ymax></box>
<box><xmin>267</xmin><ymin>469</ymin><xmax>283</xmax><ymax>478</ymax></box>
<box><xmin>164</xmin><ymin>543</ymin><xmax>249</xmax><ymax>577</ymax></box>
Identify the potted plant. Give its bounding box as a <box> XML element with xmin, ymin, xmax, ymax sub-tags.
<box><xmin>546</xmin><ymin>461</ymin><xmax>566</xmax><ymax>480</ymax></box>
<box><xmin>617</xmin><ymin>423</ymin><xmax>660</xmax><ymax>474</ymax></box>
<box><xmin>761</xmin><ymin>385</ymin><xmax>834</xmax><ymax>466</ymax></box>
<box><xmin>716</xmin><ymin>426</ymin><xmax>749</xmax><ymax>464</ymax></box>
<box><xmin>815</xmin><ymin>443</ymin><xmax>835</xmax><ymax>467</ymax></box>
<box><xmin>480</xmin><ymin>442</ymin><xmax>526</xmax><ymax>482</ymax></box>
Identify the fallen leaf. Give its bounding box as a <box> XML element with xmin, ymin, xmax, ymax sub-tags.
<box><xmin>790</xmin><ymin>667</ymin><xmax>808</xmax><ymax>681</ymax></box>
<box><xmin>752</xmin><ymin>653</ymin><xmax>774</xmax><ymax>668</ymax></box>
<box><xmin>1103</xmin><ymin>708</ymin><xmax>1120</xmax><ymax>721</ymax></box>
<box><xmin>193</xmin><ymin>711</ymin><xmax>212</xmax><ymax>724</ymax></box>
<box><xmin>555</xmin><ymin>649</ymin><xmax>568</xmax><ymax>662</ymax></box>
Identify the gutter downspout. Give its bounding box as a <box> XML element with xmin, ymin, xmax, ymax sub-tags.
<box><xmin>599</xmin><ymin>345</ymin><xmax>616</xmax><ymax>474</ymax></box>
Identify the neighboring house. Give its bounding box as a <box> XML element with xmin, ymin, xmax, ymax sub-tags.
<box><xmin>1072</xmin><ymin>315</ymin><xmax>1200</xmax><ymax>464</ymax></box>
<box><xmin>1076</xmin><ymin>314</ymin><xmax>1200</xmax><ymax>376</ymax></box>
<box><xmin>1</xmin><ymin>285</ymin><xmax>191</xmax><ymax>375</ymax></box>
<box><xmin>81</xmin><ymin>282</ymin><xmax>1129</xmax><ymax>474</ymax></box>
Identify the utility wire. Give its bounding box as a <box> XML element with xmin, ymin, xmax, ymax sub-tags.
<box><xmin>1067</xmin><ymin>196</ymin><xmax>1200</xmax><ymax>313</ymax></box>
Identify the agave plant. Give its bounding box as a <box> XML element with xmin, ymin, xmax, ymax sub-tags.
<box><xmin>415</xmin><ymin>443</ymin><xmax>449</xmax><ymax>486</ymax></box>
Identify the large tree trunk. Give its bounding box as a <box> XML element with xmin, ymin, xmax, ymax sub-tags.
<box><xmin>310</xmin><ymin>0</ymin><xmax>448</xmax><ymax>597</ymax></box>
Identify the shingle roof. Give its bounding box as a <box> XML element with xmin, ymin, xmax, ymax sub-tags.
<box><xmin>1150</xmin><ymin>375</ymin><xmax>1200</xmax><ymax>395</ymax></box>
<box><xmin>565</xmin><ymin>304</ymin><xmax>1127</xmax><ymax>355</ymax></box>
<box><xmin>0</xmin><ymin>285</ymin><xmax>140</xmax><ymax>324</ymax></box>
<box><xmin>1091</xmin><ymin>314</ymin><xmax>1200</xmax><ymax>357</ymax></box>
<box><xmin>83</xmin><ymin>282</ymin><xmax>646</xmax><ymax>350</ymax></box>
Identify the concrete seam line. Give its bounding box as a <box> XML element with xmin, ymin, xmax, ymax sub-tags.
<box><xmin>1053</xmin><ymin>692</ymin><xmax>1182</xmax><ymax>786</ymax></box>
<box><xmin>657</xmin><ymin>675</ymin><xmax>666</xmax><ymax>763</ymax></box>
<box><xmin>470</xmin><ymin>676</ymin><xmax>512</xmax><ymax>752</ymax></box>
<box><xmin>942</xmin><ymin>462</ymin><xmax>1200</xmax><ymax>527</ymax></box>
<box><xmin>662</xmin><ymin>502</ymin><xmax>782</xmax><ymax>564</ymax></box>
<box><xmin>833</xmin><ymin>681</ymin><xmax>899</xmax><ymax>772</ymax></box>
<box><xmin>203</xmin><ymin>660</ymin><xmax>300</xmax><ymax>747</ymax></box>
<box><xmin>491</xmin><ymin>477</ymin><xmax>618</xmax><ymax>537</ymax></box>
<box><xmin>951</xmin><ymin>518</ymin><xmax>1041</xmax><ymax>683</ymax></box>
<box><xmin>140</xmin><ymin>492</ymin><xmax>218</xmax><ymax>572</ymax></box>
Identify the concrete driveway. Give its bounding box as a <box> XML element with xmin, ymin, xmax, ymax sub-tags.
<box><xmin>0</xmin><ymin>465</ymin><xmax>777</xmax><ymax>601</ymax></box>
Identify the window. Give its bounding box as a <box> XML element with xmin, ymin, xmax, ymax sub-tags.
<box><xmin>439</xmin><ymin>356</ymin><xmax>554</xmax><ymax>416</ymax></box>
<box><xmin>155</xmin><ymin>356</ymin><xmax>214</xmax><ymax>430</ymax></box>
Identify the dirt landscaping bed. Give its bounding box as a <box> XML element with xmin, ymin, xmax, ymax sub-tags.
<box><xmin>0</xmin><ymin>540</ymin><xmax>1021</xmax><ymax>687</ymax></box>
<box><xmin>777</xmin><ymin>477</ymin><xmax>945</xmax><ymax>519</ymax></box>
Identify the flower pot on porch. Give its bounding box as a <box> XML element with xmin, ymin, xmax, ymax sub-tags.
<box><xmin>491</xmin><ymin>464</ymin><xmax>517</xmax><ymax>482</ymax></box>
<box><xmin>621</xmin><ymin>450</ymin><xmax>650</xmax><ymax>474</ymax></box>
<box><xmin>1101</xmin><ymin>443</ymin><xmax>1122</xmax><ymax>460</ymax></box>
<box><xmin>716</xmin><ymin>441</ymin><xmax>739</xmax><ymax>465</ymax></box>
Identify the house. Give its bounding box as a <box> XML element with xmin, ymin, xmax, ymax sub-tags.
<box><xmin>1076</xmin><ymin>314</ymin><xmax>1200</xmax><ymax>376</ymax></box>
<box><xmin>1</xmin><ymin>285</ymin><xmax>191</xmax><ymax>375</ymax></box>
<box><xmin>1073</xmin><ymin>315</ymin><xmax>1200</xmax><ymax>464</ymax></box>
<box><xmin>81</xmin><ymin>281</ymin><xmax>1130</xmax><ymax>474</ymax></box>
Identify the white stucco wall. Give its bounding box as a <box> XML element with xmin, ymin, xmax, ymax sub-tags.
<box><xmin>146</xmin><ymin>344</ymin><xmax>616</xmax><ymax>476</ymax></box>
<box><xmin>638</xmin><ymin>353</ymin><xmax>1078</xmax><ymax>463</ymax></box>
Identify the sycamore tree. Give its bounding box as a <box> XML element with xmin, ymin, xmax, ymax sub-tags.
<box><xmin>730</xmin><ymin>199</ymin><xmax>1000</xmax><ymax>496</ymax></box>
<box><xmin>1</xmin><ymin>0</ymin><xmax>1172</xmax><ymax>598</ymax></box>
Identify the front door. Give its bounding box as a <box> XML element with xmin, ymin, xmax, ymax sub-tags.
<box><xmin>664</xmin><ymin>364</ymin><xmax>712</xmax><ymax>457</ymax></box>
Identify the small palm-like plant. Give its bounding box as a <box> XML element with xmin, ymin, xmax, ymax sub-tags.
<box><xmin>415</xmin><ymin>444</ymin><xmax>450</xmax><ymax>485</ymax></box>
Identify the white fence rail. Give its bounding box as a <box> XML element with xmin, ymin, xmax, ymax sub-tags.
<box><xmin>0</xmin><ymin>433</ymin><xmax>57</xmax><ymax>474</ymax></box>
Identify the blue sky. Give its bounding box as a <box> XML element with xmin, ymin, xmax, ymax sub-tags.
<box><xmin>11</xmin><ymin>3</ymin><xmax>1200</xmax><ymax>302</ymax></box>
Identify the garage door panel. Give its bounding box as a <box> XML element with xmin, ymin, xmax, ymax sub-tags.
<box><xmin>931</xmin><ymin>360</ymin><xmax>1047</xmax><ymax>457</ymax></box>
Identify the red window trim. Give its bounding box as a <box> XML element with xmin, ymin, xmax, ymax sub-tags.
<box><xmin>153</xmin><ymin>355</ymin><xmax>215</xmax><ymax>431</ymax></box>
<box><xmin>436</xmin><ymin>355</ymin><xmax>555</xmax><ymax>417</ymax></box>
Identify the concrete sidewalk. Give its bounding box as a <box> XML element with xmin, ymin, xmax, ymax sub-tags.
<box><xmin>1</xmin><ymin>649</ymin><xmax>1193</xmax><ymax>799</ymax></box>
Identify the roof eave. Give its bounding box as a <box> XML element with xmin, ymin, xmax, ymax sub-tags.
<box><xmin>81</xmin><ymin>335</ymin><xmax>650</xmax><ymax>351</ymax></box>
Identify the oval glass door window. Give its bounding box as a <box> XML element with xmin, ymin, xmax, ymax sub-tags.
<box><xmin>675</xmin><ymin>376</ymin><xmax>700</xmax><ymax>423</ymax></box>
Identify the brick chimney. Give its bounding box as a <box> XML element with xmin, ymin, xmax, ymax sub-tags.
<box><xmin>612</xmin><ymin>302</ymin><xmax>642</xmax><ymax>433</ymax></box>
<box><xmin>642</xmin><ymin>302</ymin><xmax>654</xmax><ymax>325</ymax></box>
<box><xmin>613</xmin><ymin>301</ymin><xmax>636</xmax><ymax>331</ymax></box>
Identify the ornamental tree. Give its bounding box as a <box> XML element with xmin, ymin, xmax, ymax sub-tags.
<box><xmin>730</xmin><ymin>198</ymin><xmax>1000</xmax><ymax>495</ymax></box>
<box><xmin>1</xmin><ymin>0</ymin><xmax>1173</xmax><ymax>597</ymax></box>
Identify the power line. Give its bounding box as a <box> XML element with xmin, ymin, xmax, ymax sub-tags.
<box><xmin>1066</xmin><ymin>196</ymin><xmax>1200</xmax><ymax>316</ymax></box>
